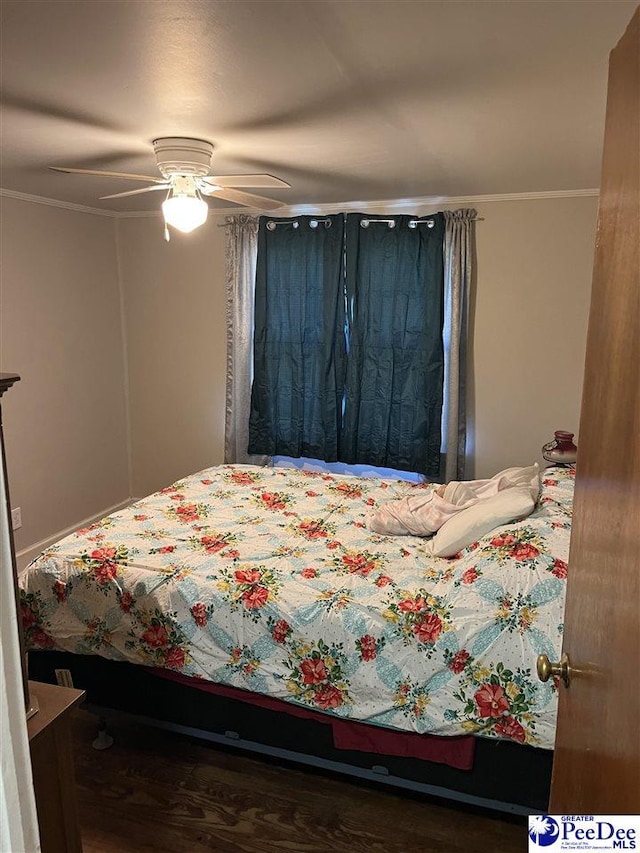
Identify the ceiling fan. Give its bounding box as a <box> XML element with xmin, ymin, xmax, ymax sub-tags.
<box><xmin>50</xmin><ymin>137</ymin><xmax>289</xmax><ymax>238</ymax></box>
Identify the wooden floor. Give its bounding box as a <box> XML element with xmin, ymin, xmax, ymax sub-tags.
<box><xmin>72</xmin><ymin>711</ymin><xmax>527</xmax><ymax>853</ymax></box>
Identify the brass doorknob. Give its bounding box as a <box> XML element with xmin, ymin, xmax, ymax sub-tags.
<box><xmin>537</xmin><ymin>652</ymin><xmax>572</xmax><ymax>688</ymax></box>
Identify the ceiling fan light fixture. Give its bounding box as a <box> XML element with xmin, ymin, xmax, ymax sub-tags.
<box><xmin>52</xmin><ymin>138</ymin><xmax>289</xmax><ymax>231</ymax></box>
<box><xmin>162</xmin><ymin>193</ymin><xmax>209</xmax><ymax>233</ymax></box>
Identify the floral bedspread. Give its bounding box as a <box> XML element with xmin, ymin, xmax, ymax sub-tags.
<box><xmin>19</xmin><ymin>464</ymin><xmax>573</xmax><ymax>749</ymax></box>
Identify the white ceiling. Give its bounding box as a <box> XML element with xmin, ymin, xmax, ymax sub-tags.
<box><xmin>0</xmin><ymin>0</ymin><xmax>635</xmax><ymax>213</ymax></box>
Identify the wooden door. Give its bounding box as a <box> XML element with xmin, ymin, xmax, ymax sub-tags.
<box><xmin>549</xmin><ymin>7</ymin><xmax>639</xmax><ymax>812</ymax></box>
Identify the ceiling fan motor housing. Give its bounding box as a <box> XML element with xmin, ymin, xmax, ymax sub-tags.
<box><xmin>153</xmin><ymin>137</ymin><xmax>214</xmax><ymax>179</ymax></box>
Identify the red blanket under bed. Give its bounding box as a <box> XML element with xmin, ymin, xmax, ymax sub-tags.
<box><xmin>148</xmin><ymin>667</ymin><xmax>475</xmax><ymax>771</ymax></box>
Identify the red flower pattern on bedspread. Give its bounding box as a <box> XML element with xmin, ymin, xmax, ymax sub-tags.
<box><xmin>165</xmin><ymin>647</ymin><xmax>186</xmax><ymax>670</ymax></box>
<box><xmin>270</xmin><ymin>618</ymin><xmax>291</xmax><ymax>644</ymax></box>
<box><xmin>79</xmin><ymin>544</ymin><xmax>129</xmax><ymax>587</ymax></box>
<box><xmin>90</xmin><ymin>547</ymin><xmax>118</xmax><ymax>579</ymax></box>
<box><xmin>550</xmin><ymin>558</ymin><xmax>568</xmax><ymax>579</ymax></box>
<box><xmin>258</xmin><ymin>491</ymin><xmax>290</xmax><ymax>510</ymax></box>
<box><xmin>141</xmin><ymin>624</ymin><xmax>168</xmax><ymax>648</ymax></box>
<box><xmin>300</xmin><ymin>658</ymin><xmax>327</xmax><ymax>685</ymax></box>
<box><xmin>384</xmin><ymin>589</ymin><xmax>452</xmax><ymax>656</ymax></box>
<box><xmin>412</xmin><ymin>613</ymin><xmax>443</xmax><ymax>644</ymax></box>
<box><xmin>494</xmin><ymin>716</ymin><xmax>526</xmax><ymax>743</ymax></box>
<box><xmin>331</xmin><ymin>482</ymin><xmax>363</xmax><ymax>499</ymax></box>
<box><xmin>190</xmin><ymin>602</ymin><xmax>209</xmax><ymax>626</ymax></box>
<box><xmin>315</xmin><ymin>685</ymin><xmax>344</xmax><ymax>709</ymax></box>
<box><xmin>297</xmin><ymin>519</ymin><xmax>333</xmax><ymax>540</ymax></box>
<box><xmin>461</xmin><ymin>567</ymin><xmax>480</xmax><ymax>585</ymax></box>
<box><xmin>21</xmin><ymin>603</ymin><xmax>38</xmax><ymax>629</ymax></box>
<box><xmin>510</xmin><ymin>542</ymin><xmax>540</xmax><ymax>561</ymax></box>
<box><xmin>228</xmin><ymin>469</ymin><xmax>261</xmax><ymax>486</ymax></box>
<box><xmin>285</xmin><ymin>638</ymin><xmax>352</xmax><ymax>711</ymax></box>
<box><xmin>235</xmin><ymin>569</ymin><xmax>261</xmax><ymax>585</ymax></box>
<box><xmin>18</xmin><ymin>464</ymin><xmax>574</xmax><ymax>749</ymax></box>
<box><xmin>474</xmin><ymin>683</ymin><xmax>510</xmax><ymax>718</ymax></box>
<box><xmin>242</xmin><ymin>586</ymin><xmax>269</xmax><ymax>609</ymax></box>
<box><xmin>202</xmin><ymin>535</ymin><xmax>229</xmax><ymax>553</ymax></box>
<box><xmin>356</xmin><ymin>634</ymin><xmax>385</xmax><ymax>661</ymax></box>
<box><xmin>32</xmin><ymin>628</ymin><xmax>55</xmax><ymax>648</ymax></box>
<box><xmin>490</xmin><ymin>534</ymin><xmax>516</xmax><ymax>548</ymax></box>
<box><xmin>167</xmin><ymin>502</ymin><xmax>209</xmax><ymax>524</ymax></box>
<box><xmin>213</xmin><ymin>564</ymin><xmax>282</xmax><ymax>620</ymax></box>
<box><xmin>449</xmin><ymin>660</ymin><xmax>543</xmax><ymax>744</ymax></box>
<box><xmin>447</xmin><ymin>649</ymin><xmax>470</xmax><ymax>674</ymax></box>
<box><xmin>339</xmin><ymin>551</ymin><xmax>381</xmax><ymax>577</ymax></box>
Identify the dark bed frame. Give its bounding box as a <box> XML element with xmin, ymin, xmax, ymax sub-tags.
<box><xmin>29</xmin><ymin>650</ymin><xmax>552</xmax><ymax>816</ymax></box>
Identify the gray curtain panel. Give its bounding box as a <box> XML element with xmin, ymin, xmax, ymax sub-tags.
<box><xmin>443</xmin><ymin>208</ymin><xmax>476</xmax><ymax>482</ymax></box>
<box><xmin>224</xmin><ymin>214</ymin><xmax>269</xmax><ymax>465</ymax></box>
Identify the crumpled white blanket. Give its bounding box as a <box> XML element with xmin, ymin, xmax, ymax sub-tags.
<box><xmin>367</xmin><ymin>464</ymin><xmax>540</xmax><ymax>537</ymax></box>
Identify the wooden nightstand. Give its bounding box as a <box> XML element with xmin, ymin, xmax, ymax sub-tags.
<box><xmin>27</xmin><ymin>680</ymin><xmax>85</xmax><ymax>853</ymax></box>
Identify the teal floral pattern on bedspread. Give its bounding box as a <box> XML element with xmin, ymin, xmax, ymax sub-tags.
<box><xmin>19</xmin><ymin>465</ymin><xmax>574</xmax><ymax>749</ymax></box>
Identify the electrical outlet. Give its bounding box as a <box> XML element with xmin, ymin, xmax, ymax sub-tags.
<box><xmin>11</xmin><ymin>507</ymin><xmax>22</xmax><ymax>530</ymax></box>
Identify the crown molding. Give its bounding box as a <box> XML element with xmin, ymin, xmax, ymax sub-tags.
<box><xmin>1</xmin><ymin>186</ymin><xmax>600</xmax><ymax>220</ymax></box>
<box><xmin>282</xmin><ymin>188</ymin><xmax>600</xmax><ymax>216</ymax></box>
<box><xmin>117</xmin><ymin>187</ymin><xmax>601</xmax><ymax>220</ymax></box>
<box><xmin>0</xmin><ymin>187</ymin><xmax>118</xmax><ymax>217</ymax></box>
<box><xmin>0</xmin><ymin>190</ymin><xmax>258</xmax><ymax>218</ymax></box>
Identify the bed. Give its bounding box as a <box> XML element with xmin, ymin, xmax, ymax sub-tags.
<box><xmin>21</xmin><ymin>463</ymin><xmax>574</xmax><ymax>814</ymax></box>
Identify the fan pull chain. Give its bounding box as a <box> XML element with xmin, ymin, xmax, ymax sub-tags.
<box><xmin>164</xmin><ymin>223</ymin><xmax>170</xmax><ymax>242</ymax></box>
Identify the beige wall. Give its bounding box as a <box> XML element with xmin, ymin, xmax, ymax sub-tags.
<box><xmin>416</xmin><ymin>195</ymin><xmax>597</xmax><ymax>477</ymax></box>
<box><xmin>403</xmin><ymin>195</ymin><xmax>596</xmax><ymax>477</ymax></box>
<box><xmin>466</xmin><ymin>195</ymin><xmax>597</xmax><ymax>477</ymax></box>
<box><xmin>116</xmin><ymin>216</ymin><xmax>227</xmax><ymax>498</ymax></box>
<box><xmin>0</xmin><ymin>197</ymin><xmax>130</xmax><ymax>556</ymax></box>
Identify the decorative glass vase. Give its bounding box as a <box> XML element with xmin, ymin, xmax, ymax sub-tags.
<box><xmin>542</xmin><ymin>430</ymin><xmax>577</xmax><ymax>466</ymax></box>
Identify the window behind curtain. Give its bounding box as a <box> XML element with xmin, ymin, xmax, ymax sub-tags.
<box><xmin>249</xmin><ymin>212</ymin><xmax>446</xmax><ymax>477</ymax></box>
<box><xmin>340</xmin><ymin>213</ymin><xmax>445</xmax><ymax>477</ymax></box>
<box><xmin>248</xmin><ymin>215</ymin><xmax>346</xmax><ymax>460</ymax></box>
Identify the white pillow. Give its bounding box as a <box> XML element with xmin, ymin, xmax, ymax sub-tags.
<box><xmin>424</xmin><ymin>485</ymin><xmax>536</xmax><ymax>558</ymax></box>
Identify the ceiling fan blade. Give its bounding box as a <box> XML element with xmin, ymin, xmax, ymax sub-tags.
<box><xmin>99</xmin><ymin>184</ymin><xmax>170</xmax><ymax>200</ymax></box>
<box><xmin>202</xmin><ymin>174</ymin><xmax>291</xmax><ymax>189</ymax></box>
<box><xmin>50</xmin><ymin>166</ymin><xmax>162</xmax><ymax>182</ymax></box>
<box><xmin>201</xmin><ymin>186</ymin><xmax>285</xmax><ymax>210</ymax></box>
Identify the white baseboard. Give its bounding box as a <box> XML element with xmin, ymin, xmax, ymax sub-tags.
<box><xmin>16</xmin><ymin>498</ymin><xmax>134</xmax><ymax>571</ymax></box>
